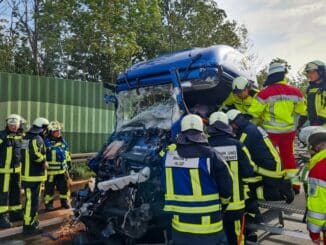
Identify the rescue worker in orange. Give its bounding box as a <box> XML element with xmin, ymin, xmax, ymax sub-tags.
<box><xmin>305</xmin><ymin>128</ymin><xmax>326</xmax><ymax>244</ymax></box>
<box><xmin>248</xmin><ymin>62</ymin><xmax>307</xmax><ymax>193</ymax></box>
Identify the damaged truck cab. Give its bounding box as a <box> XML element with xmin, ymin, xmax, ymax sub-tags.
<box><xmin>74</xmin><ymin>45</ymin><xmax>256</xmax><ymax>243</ymax></box>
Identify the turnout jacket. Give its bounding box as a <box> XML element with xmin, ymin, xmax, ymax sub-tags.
<box><xmin>162</xmin><ymin>143</ymin><xmax>233</xmax><ymax>234</ymax></box>
<box><xmin>234</xmin><ymin>119</ymin><xmax>283</xmax><ymax>179</ymax></box>
<box><xmin>306</xmin><ymin>148</ymin><xmax>326</xmax><ymax>234</ymax></box>
<box><xmin>21</xmin><ymin>132</ymin><xmax>47</xmax><ymax>182</ymax></box>
<box><xmin>0</xmin><ymin>129</ymin><xmax>22</xmax><ymax>173</ymax></box>
<box><xmin>306</xmin><ymin>79</ymin><xmax>326</xmax><ymax>125</ymax></box>
<box><xmin>221</xmin><ymin>88</ymin><xmax>259</xmax><ymax>113</ymax></box>
<box><xmin>208</xmin><ymin>130</ymin><xmax>257</xmax><ymax>213</ymax></box>
<box><xmin>45</xmin><ymin>137</ymin><xmax>71</xmax><ymax>175</ymax></box>
<box><xmin>248</xmin><ymin>79</ymin><xmax>306</xmax><ymax>133</ymax></box>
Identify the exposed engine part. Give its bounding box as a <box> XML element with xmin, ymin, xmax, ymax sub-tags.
<box><xmin>97</xmin><ymin>167</ymin><xmax>150</xmax><ymax>191</ymax></box>
<box><xmin>103</xmin><ymin>140</ymin><xmax>125</xmax><ymax>160</ymax></box>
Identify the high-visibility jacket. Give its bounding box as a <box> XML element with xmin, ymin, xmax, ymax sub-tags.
<box><xmin>208</xmin><ymin>131</ymin><xmax>259</xmax><ymax>212</ymax></box>
<box><xmin>306</xmin><ymin>148</ymin><xmax>326</xmax><ymax>234</ymax></box>
<box><xmin>306</xmin><ymin>80</ymin><xmax>326</xmax><ymax>125</ymax></box>
<box><xmin>0</xmin><ymin>129</ymin><xmax>22</xmax><ymax>174</ymax></box>
<box><xmin>248</xmin><ymin>80</ymin><xmax>307</xmax><ymax>133</ymax></box>
<box><xmin>21</xmin><ymin>132</ymin><xmax>47</xmax><ymax>182</ymax></box>
<box><xmin>221</xmin><ymin>88</ymin><xmax>259</xmax><ymax>113</ymax></box>
<box><xmin>162</xmin><ymin>143</ymin><xmax>232</xmax><ymax>235</ymax></box>
<box><xmin>45</xmin><ymin>137</ymin><xmax>71</xmax><ymax>175</ymax></box>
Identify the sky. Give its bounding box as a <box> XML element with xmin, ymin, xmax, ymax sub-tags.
<box><xmin>217</xmin><ymin>0</ymin><xmax>326</xmax><ymax>76</ymax></box>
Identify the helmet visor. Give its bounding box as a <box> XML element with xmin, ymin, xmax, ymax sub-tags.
<box><xmin>7</xmin><ymin>118</ymin><xmax>20</xmax><ymax>126</ymax></box>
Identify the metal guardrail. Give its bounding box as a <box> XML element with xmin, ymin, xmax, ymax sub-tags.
<box><xmin>71</xmin><ymin>152</ymin><xmax>96</xmax><ymax>163</ymax></box>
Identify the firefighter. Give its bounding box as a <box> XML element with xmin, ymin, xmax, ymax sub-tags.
<box><xmin>220</xmin><ymin>76</ymin><xmax>259</xmax><ymax>113</ymax></box>
<box><xmin>44</xmin><ymin>121</ymin><xmax>71</xmax><ymax>211</ymax></box>
<box><xmin>207</xmin><ymin>111</ymin><xmax>258</xmax><ymax>245</ymax></box>
<box><xmin>0</xmin><ymin>114</ymin><xmax>23</xmax><ymax>228</ymax></box>
<box><xmin>21</xmin><ymin>117</ymin><xmax>49</xmax><ymax>235</ymax></box>
<box><xmin>302</xmin><ymin>60</ymin><xmax>326</xmax><ymax>126</ymax></box>
<box><xmin>226</xmin><ymin>109</ymin><xmax>295</xmax><ymax>203</ymax></box>
<box><xmin>248</xmin><ymin>62</ymin><xmax>307</xmax><ymax>193</ymax></box>
<box><xmin>161</xmin><ymin>114</ymin><xmax>232</xmax><ymax>245</ymax></box>
<box><xmin>305</xmin><ymin>128</ymin><xmax>326</xmax><ymax>244</ymax></box>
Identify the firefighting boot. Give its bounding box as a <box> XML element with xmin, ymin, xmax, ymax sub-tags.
<box><xmin>9</xmin><ymin>210</ymin><xmax>23</xmax><ymax>222</ymax></box>
<box><xmin>23</xmin><ymin>220</ymin><xmax>42</xmax><ymax>235</ymax></box>
<box><xmin>0</xmin><ymin>213</ymin><xmax>12</xmax><ymax>229</ymax></box>
<box><xmin>60</xmin><ymin>199</ymin><xmax>71</xmax><ymax>209</ymax></box>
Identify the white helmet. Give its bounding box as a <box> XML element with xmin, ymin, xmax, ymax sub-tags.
<box><xmin>209</xmin><ymin>111</ymin><xmax>229</xmax><ymax>125</ymax></box>
<box><xmin>268</xmin><ymin>62</ymin><xmax>286</xmax><ymax>76</ymax></box>
<box><xmin>48</xmin><ymin>121</ymin><xmax>63</xmax><ymax>131</ymax></box>
<box><xmin>305</xmin><ymin>60</ymin><xmax>325</xmax><ymax>72</ymax></box>
<box><xmin>298</xmin><ymin>126</ymin><xmax>323</xmax><ymax>145</ymax></box>
<box><xmin>232</xmin><ymin>76</ymin><xmax>249</xmax><ymax>91</ymax></box>
<box><xmin>33</xmin><ymin>117</ymin><xmax>49</xmax><ymax>128</ymax></box>
<box><xmin>6</xmin><ymin>114</ymin><xmax>21</xmax><ymax>125</ymax></box>
<box><xmin>181</xmin><ymin>114</ymin><xmax>203</xmax><ymax>132</ymax></box>
<box><xmin>226</xmin><ymin>109</ymin><xmax>242</xmax><ymax>122</ymax></box>
<box><xmin>308</xmin><ymin>128</ymin><xmax>326</xmax><ymax>148</ymax></box>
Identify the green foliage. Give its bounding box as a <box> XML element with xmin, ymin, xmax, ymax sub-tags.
<box><xmin>161</xmin><ymin>0</ymin><xmax>247</xmax><ymax>52</ymax></box>
<box><xmin>69</xmin><ymin>161</ymin><xmax>95</xmax><ymax>180</ymax></box>
<box><xmin>0</xmin><ymin>0</ymin><xmax>248</xmax><ymax>82</ymax></box>
<box><xmin>256</xmin><ymin>57</ymin><xmax>308</xmax><ymax>92</ymax></box>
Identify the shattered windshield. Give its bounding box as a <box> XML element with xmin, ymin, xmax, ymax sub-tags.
<box><xmin>116</xmin><ymin>84</ymin><xmax>182</xmax><ymax>132</ymax></box>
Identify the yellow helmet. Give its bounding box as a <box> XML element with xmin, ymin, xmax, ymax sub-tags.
<box><xmin>181</xmin><ymin>114</ymin><xmax>204</xmax><ymax>132</ymax></box>
<box><xmin>48</xmin><ymin>121</ymin><xmax>63</xmax><ymax>131</ymax></box>
<box><xmin>209</xmin><ymin>111</ymin><xmax>229</xmax><ymax>125</ymax></box>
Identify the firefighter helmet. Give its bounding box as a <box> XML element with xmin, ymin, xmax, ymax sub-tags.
<box><xmin>33</xmin><ymin>117</ymin><xmax>49</xmax><ymax>128</ymax></box>
<box><xmin>48</xmin><ymin>121</ymin><xmax>63</xmax><ymax>131</ymax></box>
<box><xmin>209</xmin><ymin>111</ymin><xmax>229</xmax><ymax>125</ymax></box>
<box><xmin>304</xmin><ymin>60</ymin><xmax>325</xmax><ymax>78</ymax></box>
<box><xmin>6</xmin><ymin>114</ymin><xmax>21</xmax><ymax>125</ymax></box>
<box><xmin>181</xmin><ymin>114</ymin><xmax>204</xmax><ymax>132</ymax></box>
<box><xmin>308</xmin><ymin>128</ymin><xmax>326</xmax><ymax>148</ymax></box>
<box><xmin>268</xmin><ymin>62</ymin><xmax>286</xmax><ymax>76</ymax></box>
<box><xmin>232</xmin><ymin>76</ymin><xmax>249</xmax><ymax>92</ymax></box>
<box><xmin>226</xmin><ymin>109</ymin><xmax>242</xmax><ymax>122</ymax></box>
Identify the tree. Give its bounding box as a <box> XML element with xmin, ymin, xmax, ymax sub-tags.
<box><xmin>161</xmin><ymin>0</ymin><xmax>248</xmax><ymax>52</ymax></box>
<box><xmin>256</xmin><ymin>57</ymin><xmax>292</xmax><ymax>88</ymax></box>
<box><xmin>0</xmin><ymin>0</ymin><xmax>249</xmax><ymax>83</ymax></box>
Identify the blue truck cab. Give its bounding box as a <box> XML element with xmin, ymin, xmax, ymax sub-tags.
<box><xmin>74</xmin><ymin>45</ymin><xmax>256</xmax><ymax>243</ymax></box>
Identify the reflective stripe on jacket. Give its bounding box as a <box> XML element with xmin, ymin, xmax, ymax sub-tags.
<box><xmin>21</xmin><ymin>133</ymin><xmax>47</xmax><ymax>182</ymax></box>
<box><xmin>306</xmin><ymin>81</ymin><xmax>326</xmax><ymax>125</ymax></box>
<box><xmin>208</xmin><ymin>133</ymin><xmax>257</xmax><ymax>212</ymax></box>
<box><xmin>45</xmin><ymin>138</ymin><xmax>71</xmax><ymax>175</ymax></box>
<box><xmin>248</xmin><ymin>80</ymin><xmax>307</xmax><ymax>133</ymax></box>
<box><xmin>238</xmin><ymin>124</ymin><xmax>283</xmax><ymax>179</ymax></box>
<box><xmin>0</xmin><ymin>130</ymin><xmax>22</xmax><ymax>173</ymax></box>
<box><xmin>162</xmin><ymin>149</ymin><xmax>223</xmax><ymax>234</ymax></box>
<box><xmin>306</xmin><ymin>149</ymin><xmax>326</xmax><ymax>233</ymax></box>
